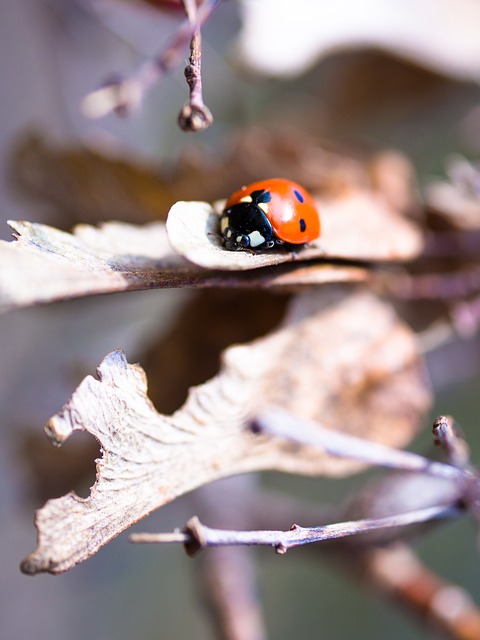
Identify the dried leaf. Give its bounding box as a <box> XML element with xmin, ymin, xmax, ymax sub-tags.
<box><xmin>174</xmin><ymin>127</ymin><xmax>389</xmax><ymax>205</ymax></box>
<box><xmin>0</xmin><ymin>219</ymin><xmax>369</xmax><ymax>312</ymax></box>
<box><xmin>11</xmin><ymin>134</ymin><xmax>177</xmax><ymax>224</ymax></box>
<box><xmin>236</xmin><ymin>0</ymin><xmax>480</xmax><ymax>80</ymax></box>
<box><xmin>167</xmin><ymin>190</ymin><xmax>423</xmax><ymax>271</ymax></box>
<box><xmin>0</xmin><ymin>220</ymin><xmax>182</xmax><ymax>311</ymax></box>
<box><xmin>142</xmin><ymin>289</ymin><xmax>289</xmax><ymax>416</ymax></box>
<box><xmin>11</xmin><ymin>131</ymin><xmax>417</xmax><ymax>227</ymax></box>
<box><xmin>22</xmin><ymin>289</ymin><xmax>431</xmax><ymax>574</ymax></box>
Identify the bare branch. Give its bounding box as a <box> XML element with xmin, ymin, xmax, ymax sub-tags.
<box><xmin>177</xmin><ymin>0</ymin><xmax>213</xmax><ymax>132</ymax></box>
<box><xmin>253</xmin><ymin>408</ymin><xmax>464</xmax><ymax>482</ymax></box>
<box><xmin>433</xmin><ymin>415</ymin><xmax>472</xmax><ymax>469</ymax></box>
<box><xmin>130</xmin><ymin>505</ymin><xmax>460</xmax><ymax>554</ymax></box>
<box><xmin>82</xmin><ymin>0</ymin><xmax>220</xmax><ymax>119</ymax></box>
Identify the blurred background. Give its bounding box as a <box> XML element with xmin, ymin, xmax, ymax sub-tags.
<box><xmin>1</xmin><ymin>1</ymin><xmax>480</xmax><ymax>638</ymax></box>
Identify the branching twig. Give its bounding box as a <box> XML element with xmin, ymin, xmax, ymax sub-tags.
<box><xmin>130</xmin><ymin>505</ymin><xmax>460</xmax><ymax>554</ymax></box>
<box><xmin>131</xmin><ymin>412</ymin><xmax>474</xmax><ymax>555</ymax></box>
<box><xmin>81</xmin><ymin>0</ymin><xmax>220</xmax><ymax>119</ymax></box>
<box><xmin>253</xmin><ymin>408</ymin><xmax>465</xmax><ymax>481</ymax></box>
<box><xmin>177</xmin><ymin>0</ymin><xmax>213</xmax><ymax>131</ymax></box>
<box><xmin>433</xmin><ymin>415</ymin><xmax>472</xmax><ymax>470</ymax></box>
<box><xmin>250</xmin><ymin>491</ymin><xmax>480</xmax><ymax>640</ymax></box>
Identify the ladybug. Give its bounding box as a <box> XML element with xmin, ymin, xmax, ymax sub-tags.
<box><xmin>220</xmin><ymin>178</ymin><xmax>320</xmax><ymax>252</ymax></box>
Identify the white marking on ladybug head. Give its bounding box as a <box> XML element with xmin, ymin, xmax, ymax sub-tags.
<box><xmin>236</xmin><ymin>235</ymin><xmax>244</xmax><ymax>243</ymax></box>
<box><xmin>248</xmin><ymin>230</ymin><xmax>265</xmax><ymax>247</ymax></box>
<box><xmin>240</xmin><ymin>195</ymin><xmax>252</xmax><ymax>203</ymax></box>
<box><xmin>220</xmin><ymin>216</ymin><xmax>230</xmax><ymax>233</ymax></box>
<box><xmin>226</xmin><ymin>229</ymin><xmax>232</xmax><ymax>238</ymax></box>
<box><xmin>258</xmin><ymin>202</ymin><xmax>269</xmax><ymax>214</ymax></box>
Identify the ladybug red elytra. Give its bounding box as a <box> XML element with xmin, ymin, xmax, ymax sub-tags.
<box><xmin>220</xmin><ymin>178</ymin><xmax>320</xmax><ymax>252</ymax></box>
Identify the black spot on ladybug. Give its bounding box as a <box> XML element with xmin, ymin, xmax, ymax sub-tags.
<box><xmin>251</xmin><ymin>189</ymin><xmax>272</xmax><ymax>205</ymax></box>
<box><xmin>299</xmin><ymin>218</ymin><xmax>306</xmax><ymax>232</ymax></box>
<box><xmin>294</xmin><ymin>190</ymin><xmax>304</xmax><ymax>203</ymax></box>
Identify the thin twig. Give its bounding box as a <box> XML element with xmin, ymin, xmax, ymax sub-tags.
<box><xmin>82</xmin><ymin>0</ymin><xmax>220</xmax><ymax>118</ymax></box>
<box><xmin>433</xmin><ymin>415</ymin><xmax>472</xmax><ymax>470</ymax></box>
<box><xmin>177</xmin><ymin>0</ymin><xmax>213</xmax><ymax>131</ymax></box>
<box><xmin>133</xmin><ymin>531</ymin><xmax>187</xmax><ymax>544</ymax></box>
<box><xmin>253</xmin><ymin>408</ymin><xmax>465</xmax><ymax>481</ymax></box>
<box><xmin>130</xmin><ymin>505</ymin><xmax>460</xmax><ymax>554</ymax></box>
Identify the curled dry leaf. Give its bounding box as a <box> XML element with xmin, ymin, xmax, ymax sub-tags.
<box><xmin>0</xmin><ymin>219</ymin><xmax>369</xmax><ymax>311</ymax></box>
<box><xmin>0</xmin><ymin>220</ymin><xmax>183</xmax><ymax>311</ymax></box>
<box><xmin>11</xmin><ymin>132</ymin><xmax>418</xmax><ymax>225</ymax></box>
<box><xmin>11</xmin><ymin>134</ymin><xmax>177</xmax><ymax>224</ymax></box>
<box><xmin>167</xmin><ymin>189</ymin><xmax>423</xmax><ymax>271</ymax></box>
<box><xmin>236</xmin><ymin>0</ymin><xmax>480</xmax><ymax>80</ymax></box>
<box><xmin>22</xmin><ymin>288</ymin><xmax>431</xmax><ymax>574</ymax></box>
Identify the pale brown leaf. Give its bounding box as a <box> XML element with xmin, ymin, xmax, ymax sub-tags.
<box><xmin>236</xmin><ymin>0</ymin><xmax>480</xmax><ymax>80</ymax></box>
<box><xmin>0</xmin><ymin>220</ymin><xmax>182</xmax><ymax>311</ymax></box>
<box><xmin>11</xmin><ymin>134</ymin><xmax>177</xmax><ymax>224</ymax></box>
<box><xmin>0</xmin><ymin>219</ymin><xmax>369</xmax><ymax>312</ymax></box>
<box><xmin>21</xmin><ymin>289</ymin><xmax>431</xmax><ymax>574</ymax></box>
<box><xmin>11</xmin><ymin>131</ymin><xmax>418</xmax><ymax>225</ymax></box>
<box><xmin>167</xmin><ymin>190</ymin><xmax>424</xmax><ymax>271</ymax></box>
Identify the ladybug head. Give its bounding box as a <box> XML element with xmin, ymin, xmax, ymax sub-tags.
<box><xmin>220</xmin><ymin>190</ymin><xmax>275</xmax><ymax>251</ymax></box>
<box><xmin>220</xmin><ymin>201</ymin><xmax>275</xmax><ymax>251</ymax></box>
